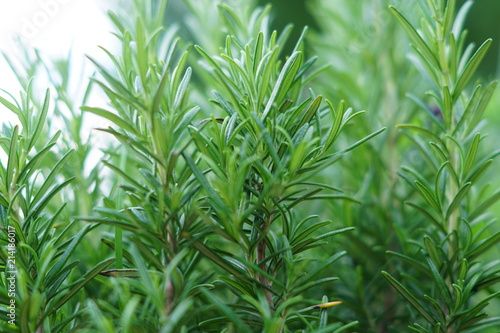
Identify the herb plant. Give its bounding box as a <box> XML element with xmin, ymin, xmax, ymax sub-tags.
<box><xmin>0</xmin><ymin>0</ymin><xmax>498</xmax><ymax>332</ymax></box>
<box><xmin>382</xmin><ymin>0</ymin><xmax>500</xmax><ymax>332</ymax></box>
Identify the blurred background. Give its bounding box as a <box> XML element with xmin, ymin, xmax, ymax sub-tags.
<box><xmin>259</xmin><ymin>0</ymin><xmax>500</xmax><ymax>78</ymax></box>
<box><xmin>1</xmin><ymin>1</ymin><xmax>499</xmax><ymax>331</ymax></box>
<box><xmin>0</xmin><ymin>0</ymin><xmax>116</xmax><ymax>125</ymax></box>
<box><xmin>1</xmin><ymin>1</ymin><xmax>498</xmax><ymax>95</ymax></box>
<box><xmin>2</xmin><ymin>1</ymin><xmax>498</xmax><ymax>80</ymax></box>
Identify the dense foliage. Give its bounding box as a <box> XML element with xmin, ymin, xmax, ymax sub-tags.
<box><xmin>1</xmin><ymin>0</ymin><xmax>499</xmax><ymax>332</ymax></box>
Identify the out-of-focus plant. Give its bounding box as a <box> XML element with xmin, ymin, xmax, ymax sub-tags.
<box><xmin>306</xmin><ymin>1</ymin><xmax>425</xmax><ymax>331</ymax></box>
<box><xmin>0</xmin><ymin>86</ymin><xmax>113</xmax><ymax>332</ymax></box>
<box><xmin>382</xmin><ymin>0</ymin><xmax>500</xmax><ymax>331</ymax></box>
<box><xmin>76</xmin><ymin>0</ymin><xmax>209</xmax><ymax>331</ymax></box>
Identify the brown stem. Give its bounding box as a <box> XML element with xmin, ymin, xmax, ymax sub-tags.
<box><xmin>380</xmin><ymin>281</ymin><xmax>395</xmax><ymax>333</ymax></box>
<box><xmin>258</xmin><ymin>219</ymin><xmax>274</xmax><ymax>311</ymax></box>
<box><xmin>165</xmin><ymin>223</ymin><xmax>176</xmax><ymax>317</ymax></box>
<box><xmin>36</xmin><ymin>319</ymin><xmax>44</xmax><ymax>333</ymax></box>
<box><xmin>165</xmin><ymin>278</ymin><xmax>174</xmax><ymax>317</ymax></box>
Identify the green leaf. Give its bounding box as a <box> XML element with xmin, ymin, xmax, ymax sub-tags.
<box><xmin>397</xmin><ymin>124</ymin><xmax>444</xmax><ymax>145</ymax></box>
<box><xmin>466</xmin><ymin>81</ymin><xmax>498</xmax><ymax>135</ymax></box>
<box><xmin>25</xmin><ymin>177</ymin><xmax>75</xmax><ymax>227</ymax></box>
<box><xmin>389</xmin><ymin>6</ymin><xmax>439</xmax><ymax>70</ymax></box>
<box><xmin>407</xmin><ymin>93</ymin><xmax>445</xmax><ymax>129</ymax></box>
<box><xmin>414</xmin><ymin>180</ymin><xmax>442</xmax><ymax>214</ymax></box>
<box><xmin>195</xmin><ymin>45</ymin><xmax>241</xmax><ymax>110</ymax></box>
<box><xmin>340</xmin><ymin>127</ymin><xmax>386</xmax><ymax>154</ymax></box>
<box><xmin>17</xmin><ymin>142</ymin><xmax>56</xmax><ymax>184</ymax></box>
<box><xmin>442</xmin><ymin>85</ymin><xmax>452</xmax><ymax>130</ymax></box>
<box><xmin>452</xmin><ymin>1</ymin><xmax>474</xmax><ymax>38</ymax></box>
<box><xmin>469</xmin><ymin>189</ymin><xmax>500</xmax><ymax>220</ymax></box>
<box><xmin>262</xmin><ymin>51</ymin><xmax>302</xmax><ymax>120</ymax></box>
<box><xmin>294</xmin><ymin>95</ymin><xmax>322</xmax><ymax>136</ymax></box>
<box><xmin>465</xmin><ymin>159</ymin><xmax>493</xmax><ymax>184</ymax></box>
<box><xmin>292</xmin><ymin>277</ymin><xmax>338</xmax><ymax>296</ymax></box>
<box><xmin>199</xmin><ymin>288</ymin><xmax>252</xmax><ymax>332</ymax></box>
<box><xmin>45</xmin><ymin>224</ymin><xmax>93</xmax><ymax>285</ymax></box>
<box><xmin>192</xmin><ymin>241</ymin><xmax>245</xmax><ymax>277</ymax></box>
<box><xmin>423</xmin><ymin>237</ymin><xmax>441</xmax><ymax>268</ymax></box>
<box><xmin>446</xmin><ymin>182</ymin><xmax>471</xmax><ymax>221</ymax></box>
<box><xmin>253</xmin><ymin>32</ymin><xmax>264</xmax><ymax>74</ymax></box>
<box><xmin>87</xmin><ymin>56</ymin><xmax>145</xmax><ymax>111</ymax></box>
<box><xmin>101</xmin><ymin>160</ymin><xmax>148</xmax><ymax>192</ymax></box>
<box><xmin>454</xmin><ymin>39</ymin><xmax>492</xmax><ymax>99</ymax></box>
<box><xmin>30</xmin><ymin>149</ymin><xmax>74</xmax><ymax>207</ymax></box>
<box><xmin>107</xmin><ymin>10</ymin><xmax>125</xmax><ymax>33</ymax></box>
<box><xmin>331</xmin><ymin>322</ymin><xmax>360</xmax><ymax>333</ymax></box>
<box><xmin>466</xmin><ymin>232</ymin><xmax>500</xmax><ymax>261</ymax></box>
<box><xmin>382</xmin><ymin>271</ymin><xmax>438</xmax><ymax>325</ymax></box>
<box><xmin>424</xmin><ymin>254</ymin><xmax>452</xmax><ymax>306</ymax></box>
<box><xmin>173</xmin><ymin>66</ymin><xmax>192</xmax><ymax>111</ymax></box>
<box><xmin>46</xmin><ymin>260</ymin><xmax>80</xmax><ymax>300</ymax></box>
<box><xmin>298</xmin><ymin>251</ymin><xmax>346</xmax><ymax>286</ymax></box>
<box><xmin>291</xmin><ymin>220</ymin><xmax>331</xmax><ymax>246</ymax></box>
<box><xmin>81</xmin><ymin>107</ymin><xmax>138</xmax><ymax>134</ymax></box>
<box><xmin>319</xmin><ymin>295</ymin><xmax>329</xmax><ymax>328</ymax></box>
<box><xmin>76</xmin><ymin>216</ymin><xmax>139</xmax><ymax>232</ymax></box>
<box><xmin>6</xmin><ymin>126</ymin><xmax>19</xmax><ymax>189</ymax></box>
<box><xmin>453</xmin><ymin>291</ymin><xmax>500</xmax><ymax>328</ymax></box>
<box><xmin>453</xmin><ymin>84</ymin><xmax>482</xmax><ymax>136</ymax></box>
<box><xmin>218</xmin><ymin>3</ymin><xmax>244</xmax><ymax>33</ymax></box>
<box><xmin>212</xmin><ymin>90</ymin><xmax>236</xmax><ymax>116</ymax></box>
<box><xmin>452</xmin><ymin>284</ymin><xmax>463</xmax><ymax>313</ymax></box>
<box><xmin>159</xmin><ymin>299</ymin><xmax>193</xmax><ymax>333</ymax></box>
<box><xmin>130</xmin><ymin>236</ymin><xmax>164</xmax><ymax>269</ymax></box>
<box><xmin>292</xmin><ymin>228</ymin><xmax>354</xmax><ymax>254</ymax></box>
<box><xmin>463</xmin><ymin>133</ymin><xmax>480</xmax><ymax>176</ymax></box>
<box><xmin>442</xmin><ymin>0</ymin><xmax>457</xmax><ymax>37</ymax></box>
<box><xmin>458</xmin><ymin>258</ymin><xmax>468</xmax><ymax>281</ymax></box>
<box><xmin>405</xmin><ymin>202</ymin><xmax>446</xmax><ymax>233</ymax></box>
<box><xmin>181</xmin><ymin>152</ymin><xmax>227</xmax><ymax>213</ymax></box>
<box><xmin>44</xmin><ymin>258</ymin><xmax>114</xmax><ymax>318</ymax></box>
<box><xmin>386</xmin><ymin>251</ymin><xmax>430</xmax><ymax>275</ymax></box>
<box><xmin>28</xmin><ymin>89</ymin><xmax>50</xmax><ymax>151</ymax></box>
<box><xmin>0</xmin><ymin>95</ymin><xmax>26</xmax><ymax>129</ymax></box>
<box><xmin>217</xmin><ymin>276</ymin><xmax>255</xmax><ymax>297</ymax></box>
<box><xmin>257</xmin><ymin>47</ymin><xmax>280</xmax><ymax>109</ymax></box>
<box><xmin>30</xmin><ymin>174</ymin><xmax>74</xmax><ymax>218</ymax></box>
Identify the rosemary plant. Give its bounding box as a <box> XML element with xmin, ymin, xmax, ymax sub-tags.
<box><xmin>0</xmin><ymin>86</ymin><xmax>113</xmax><ymax>332</ymax></box>
<box><xmin>306</xmin><ymin>1</ymin><xmax>425</xmax><ymax>330</ymax></box>
<box><xmin>79</xmin><ymin>0</ymin><xmax>383</xmax><ymax>330</ymax></box>
<box><xmin>382</xmin><ymin>0</ymin><xmax>500</xmax><ymax>332</ymax></box>
<box><xmin>184</xmin><ymin>2</ymin><xmax>384</xmax><ymax>331</ymax></box>
<box><xmin>0</xmin><ymin>0</ymin><xmax>498</xmax><ymax>332</ymax></box>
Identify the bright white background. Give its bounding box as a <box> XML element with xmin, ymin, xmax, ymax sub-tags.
<box><xmin>0</xmin><ymin>0</ymin><xmax>115</xmax><ymax>122</ymax></box>
<box><xmin>0</xmin><ymin>0</ymin><xmax>119</xmax><ymax>166</ymax></box>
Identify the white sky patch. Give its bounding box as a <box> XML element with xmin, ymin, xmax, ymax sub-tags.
<box><xmin>0</xmin><ymin>0</ymin><xmax>116</xmax><ymax>118</ymax></box>
<box><xmin>0</xmin><ymin>0</ymin><xmax>114</xmax><ymax>56</ymax></box>
<box><xmin>0</xmin><ymin>0</ymin><xmax>118</xmax><ymax>168</ymax></box>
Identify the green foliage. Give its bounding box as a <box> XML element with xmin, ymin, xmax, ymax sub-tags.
<box><xmin>0</xmin><ymin>86</ymin><xmax>113</xmax><ymax>332</ymax></box>
<box><xmin>183</xmin><ymin>6</ymin><xmax>383</xmax><ymax>329</ymax></box>
<box><xmin>0</xmin><ymin>0</ymin><xmax>498</xmax><ymax>332</ymax></box>
<box><xmin>381</xmin><ymin>0</ymin><xmax>500</xmax><ymax>332</ymax></box>
<box><xmin>77</xmin><ymin>1</ymin><xmax>380</xmax><ymax>331</ymax></box>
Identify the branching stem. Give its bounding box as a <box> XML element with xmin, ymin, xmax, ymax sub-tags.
<box><xmin>258</xmin><ymin>215</ymin><xmax>274</xmax><ymax>311</ymax></box>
